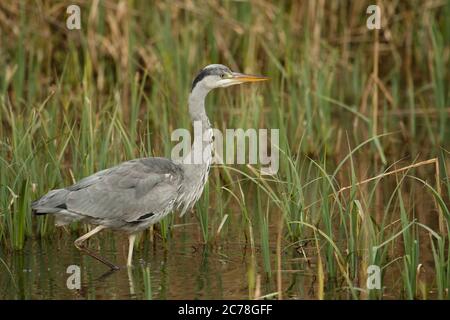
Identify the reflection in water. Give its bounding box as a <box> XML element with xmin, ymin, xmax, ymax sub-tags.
<box><xmin>0</xmin><ymin>209</ymin><xmax>437</xmax><ymax>299</ymax></box>
<box><xmin>0</xmin><ymin>223</ymin><xmax>315</xmax><ymax>299</ymax></box>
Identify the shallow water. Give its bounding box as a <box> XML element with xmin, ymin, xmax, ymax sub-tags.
<box><xmin>0</xmin><ymin>184</ymin><xmax>441</xmax><ymax>300</ymax></box>
<box><xmin>0</xmin><ymin>222</ymin><xmax>320</xmax><ymax>300</ymax></box>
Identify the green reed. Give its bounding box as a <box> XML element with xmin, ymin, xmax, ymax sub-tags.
<box><xmin>0</xmin><ymin>0</ymin><xmax>449</xmax><ymax>299</ymax></box>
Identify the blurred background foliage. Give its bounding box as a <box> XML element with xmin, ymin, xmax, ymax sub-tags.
<box><xmin>0</xmin><ymin>0</ymin><xmax>449</xmax><ymax>299</ymax></box>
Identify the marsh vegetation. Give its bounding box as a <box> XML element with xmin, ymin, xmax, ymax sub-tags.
<box><xmin>0</xmin><ymin>1</ymin><xmax>449</xmax><ymax>299</ymax></box>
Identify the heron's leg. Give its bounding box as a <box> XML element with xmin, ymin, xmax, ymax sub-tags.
<box><xmin>74</xmin><ymin>225</ymin><xmax>119</xmax><ymax>270</ymax></box>
<box><xmin>127</xmin><ymin>266</ymin><xmax>136</xmax><ymax>295</ymax></box>
<box><xmin>127</xmin><ymin>234</ymin><xmax>136</xmax><ymax>267</ymax></box>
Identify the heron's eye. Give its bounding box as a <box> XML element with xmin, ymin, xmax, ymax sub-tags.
<box><xmin>220</xmin><ymin>74</ymin><xmax>225</xmax><ymax>78</ymax></box>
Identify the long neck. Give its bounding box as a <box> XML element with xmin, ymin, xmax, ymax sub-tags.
<box><xmin>177</xmin><ymin>85</ymin><xmax>214</xmax><ymax>214</ymax></box>
<box><xmin>181</xmin><ymin>85</ymin><xmax>214</xmax><ymax>178</ymax></box>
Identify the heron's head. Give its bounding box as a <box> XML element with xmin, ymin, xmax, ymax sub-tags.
<box><xmin>191</xmin><ymin>64</ymin><xmax>268</xmax><ymax>92</ymax></box>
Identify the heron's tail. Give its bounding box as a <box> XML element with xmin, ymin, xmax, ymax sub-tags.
<box><xmin>31</xmin><ymin>189</ymin><xmax>69</xmax><ymax>216</ymax></box>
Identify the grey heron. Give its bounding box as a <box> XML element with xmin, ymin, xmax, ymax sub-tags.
<box><xmin>32</xmin><ymin>64</ymin><xmax>268</xmax><ymax>270</ymax></box>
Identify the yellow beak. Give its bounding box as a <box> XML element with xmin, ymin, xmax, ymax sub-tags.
<box><xmin>231</xmin><ymin>72</ymin><xmax>269</xmax><ymax>83</ymax></box>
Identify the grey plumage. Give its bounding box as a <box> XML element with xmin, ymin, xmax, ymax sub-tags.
<box><xmin>32</xmin><ymin>158</ymin><xmax>184</xmax><ymax>233</ymax></box>
<box><xmin>32</xmin><ymin>64</ymin><xmax>268</xmax><ymax>269</ymax></box>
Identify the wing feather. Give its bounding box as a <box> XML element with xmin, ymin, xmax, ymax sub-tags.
<box><xmin>65</xmin><ymin>157</ymin><xmax>183</xmax><ymax>223</ymax></box>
